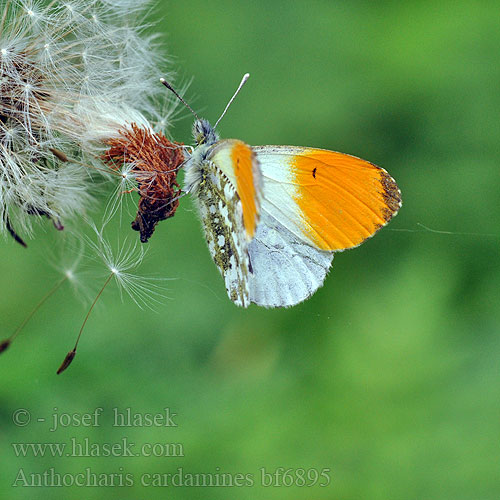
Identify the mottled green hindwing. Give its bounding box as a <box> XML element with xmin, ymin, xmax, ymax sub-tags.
<box><xmin>196</xmin><ymin>160</ymin><xmax>250</xmax><ymax>307</ymax></box>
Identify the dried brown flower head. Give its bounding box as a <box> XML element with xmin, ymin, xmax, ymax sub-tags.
<box><xmin>102</xmin><ymin>124</ymin><xmax>184</xmax><ymax>242</ymax></box>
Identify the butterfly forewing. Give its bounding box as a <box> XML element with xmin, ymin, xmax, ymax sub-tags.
<box><xmin>208</xmin><ymin>139</ymin><xmax>261</xmax><ymax>239</ymax></box>
<box><xmin>253</xmin><ymin>146</ymin><xmax>401</xmax><ymax>252</ymax></box>
<box><xmin>244</xmin><ymin>145</ymin><xmax>401</xmax><ymax>307</ymax></box>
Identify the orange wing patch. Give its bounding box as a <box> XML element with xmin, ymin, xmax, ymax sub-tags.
<box><xmin>231</xmin><ymin>141</ymin><xmax>259</xmax><ymax>238</ymax></box>
<box><xmin>291</xmin><ymin>149</ymin><xmax>401</xmax><ymax>251</ymax></box>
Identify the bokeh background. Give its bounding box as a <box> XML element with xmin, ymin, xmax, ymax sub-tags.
<box><xmin>1</xmin><ymin>0</ymin><xmax>499</xmax><ymax>498</ymax></box>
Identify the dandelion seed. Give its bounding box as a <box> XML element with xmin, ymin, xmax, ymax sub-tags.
<box><xmin>56</xmin><ymin>224</ymin><xmax>170</xmax><ymax>374</ymax></box>
<box><xmin>0</xmin><ymin>247</ymin><xmax>84</xmax><ymax>356</ymax></box>
<box><xmin>86</xmin><ymin>225</ymin><xmax>170</xmax><ymax>307</ymax></box>
<box><xmin>0</xmin><ymin>276</ymin><xmax>68</xmax><ymax>355</ymax></box>
<box><xmin>56</xmin><ymin>348</ymin><xmax>76</xmax><ymax>374</ymax></box>
<box><xmin>56</xmin><ymin>270</ymin><xmax>112</xmax><ymax>375</ymax></box>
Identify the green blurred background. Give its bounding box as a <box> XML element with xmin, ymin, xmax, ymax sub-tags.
<box><xmin>1</xmin><ymin>0</ymin><xmax>499</xmax><ymax>498</ymax></box>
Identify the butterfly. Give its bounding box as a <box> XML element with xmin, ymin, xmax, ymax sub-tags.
<box><xmin>161</xmin><ymin>74</ymin><xmax>401</xmax><ymax>308</ymax></box>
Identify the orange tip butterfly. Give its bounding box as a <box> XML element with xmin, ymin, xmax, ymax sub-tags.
<box><xmin>161</xmin><ymin>74</ymin><xmax>401</xmax><ymax>308</ymax></box>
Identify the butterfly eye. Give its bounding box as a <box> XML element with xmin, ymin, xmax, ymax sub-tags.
<box><xmin>195</xmin><ymin>132</ymin><xmax>205</xmax><ymax>145</ymax></box>
<box><xmin>193</xmin><ymin>119</ymin><xmax>206</xmax><ymax>136</ymax></box>
<box><xmin>192</xmin><ymin>119</ymin><xmax>218</xmax><ymax>146</ymax></box>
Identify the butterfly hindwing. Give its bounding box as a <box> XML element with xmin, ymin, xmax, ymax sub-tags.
<box><xmin>248</xmin><ymin>209</ymin><xmax>334</xmax><ymax>307</ymax></box>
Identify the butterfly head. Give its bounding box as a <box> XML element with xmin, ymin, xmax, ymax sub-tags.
<box><xmin>192</xmin><ymin>118</ymin><xmax>219</xmax><ymax>146</ymax></box>
<box><xmin>161</xmin><ymin>74</ymin><xmax>250</xmax><ymax>149</ymax></box>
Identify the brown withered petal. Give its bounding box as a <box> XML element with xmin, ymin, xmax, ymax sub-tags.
<box><xmin>102</xmin><ymin>124</ymin><xmax>184</xmax><ymax>243</ymax></box>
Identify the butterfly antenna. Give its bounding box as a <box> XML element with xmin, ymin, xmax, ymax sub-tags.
<box><xmin>160</xmin><ymin>78</ymin><xmax>200</xmax><ymax>121</ymax></box>
<box><xmin>214</xmin><ymin>73</ymin><xmax>250</xmax><ymax>129</ymax></box>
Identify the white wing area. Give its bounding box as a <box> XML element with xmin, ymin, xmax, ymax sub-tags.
<box><xmin>247</xmin><ymin>146</ymin><xmax>333</xmax><ymax>307</ymax></box>
<box><xmin>250</xmin><ymin>146</ymin><xmax>315</xmax><ymax>245</ymax></box>
<box><xmin>248</xmin><ymin>147</ymin><xmax>333</xmax><ymax>307</ymax></box>
<box><xmin>248</xmin><ymin>202</ymin><xmax>333</xmax><ymax>308</ymax></box>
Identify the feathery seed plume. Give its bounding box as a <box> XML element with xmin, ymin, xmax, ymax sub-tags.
<box><xmin>0</xmin><ymin>0</ymin><xmax>180</xmax><ymax>243</ymax></box>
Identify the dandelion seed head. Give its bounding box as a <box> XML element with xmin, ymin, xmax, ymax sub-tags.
<box><xmin>0</xmin><ymin>0</ymin><xmax>176</xmax><ymax>243</ymax></box>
